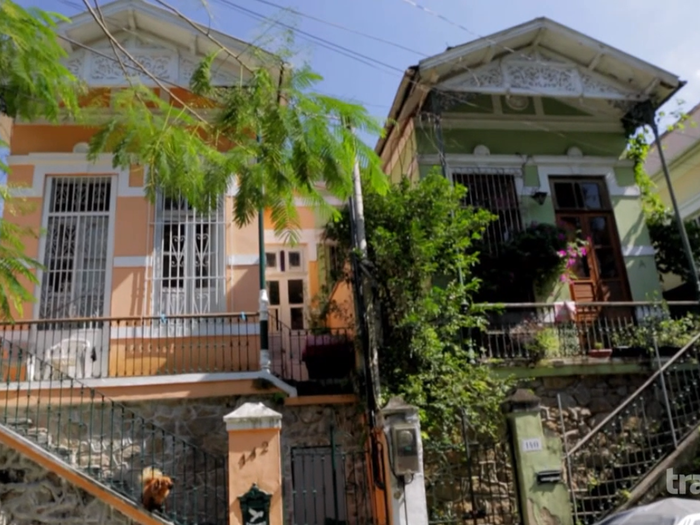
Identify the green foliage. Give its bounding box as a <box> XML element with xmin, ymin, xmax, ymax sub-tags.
<box><xmin>646</xmin><ymin>209</ymin><xmax>700</xmax><ymax>281</ymax></box>
<box><xmin>0</xmin><ymin>1</ymin><xmax>81</xmax><ymax>127</ymax></box>
<box><xmin>475</xmin><ymin>222</ymin><xmax>583</xmax><ymax>301</ymax></box>
<box><xmin>0</xmin><ymin>1</ymin><xmax>80</xmax><ymax>321</ymax></box>
<box><xmin>612</xmin><ymin>309</ymin><xmax>700</xmax><ymax>349</ymax></box>
<box><xmin>324</xmin><ymin>170</ymin><xmax>514</xmax><ymax>442</ymax></box>
<box><xmin>87</xmin><ymin>44</ymin><xmax>388</xmax><ymax>241</ymax></box>
<box><xmin>0</xmin><ymin>186</ymin><xmax>44</xmax><ymax>321</ymax></box>
<box><xmin>626</xmin><ymin>127</ymin><xmax>700</xmax><ymax>283</ymax></box>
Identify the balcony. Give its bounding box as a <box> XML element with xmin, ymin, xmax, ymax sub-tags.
<box><xmin>0</xmin><ymin>313</ymin><xmax>355</xmax><ymax>394</ymax></box>
<box><xmin>474</xmin><ymin>301</ymin><xmax>700</xmax><ymax>364</ymax></box>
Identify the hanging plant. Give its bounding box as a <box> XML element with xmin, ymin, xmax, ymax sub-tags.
<box><xmin>475</xmin><ymin>222</ymin><xmax>588</xmax><ymax>301</ymax></box>
<box><xmin>557</xmin><ymin>236</ymin><xmax>589</xmax><ymax>284</ymax></box>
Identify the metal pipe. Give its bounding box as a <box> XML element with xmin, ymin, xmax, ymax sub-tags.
<box><xmin>258</xmin><ymin>203</ymin><xmax>270</xmax><ymax>373</ymax></box>
<box><xmin>256</xmin><ymin>134</ymin><xmax>270</xmax><ymax>373</ymax></box>
<box><xmin>649</xmin><ymin>119</ymin><xmax>700</xmax><ymax>303</ymax></box>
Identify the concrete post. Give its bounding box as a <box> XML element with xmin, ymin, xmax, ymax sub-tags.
<box><xmin>224</xmin><ymin>402</ymin><xmax>283</xmax><ymax>525</ymax></box>
<box><xmin>504</xmin><ymin>389</ymin><xmax>573</xmax><ymax>525</ymax></box>
<box><xmin>378</xmin><ymin>397</ymin><xmax>429</xmax><ymax>525</ymax></box>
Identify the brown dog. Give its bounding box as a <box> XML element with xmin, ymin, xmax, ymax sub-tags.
<box><xmin>139</xmin><ymin>467</ymin><xmax>173</xmax><ymax>513</ymax></box>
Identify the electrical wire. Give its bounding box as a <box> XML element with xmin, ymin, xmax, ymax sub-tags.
<box><xmin>245</xmin><ymin>0</ymin><xmax>430</xmax><ymax>57</ymax></box>
<box><xmin>30</xmin><ymin>0</ymin><xmax>689</xmax><ymax>153</ymax></box>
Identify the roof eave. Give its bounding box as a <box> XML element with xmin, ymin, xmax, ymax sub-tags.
<box><xmin>418</xmin><ymin>17</ymin><xmax>681</xmax><ymax>95</ymax></box>
<box><xmin>58</xmin><ymin>0</ymin><xmax>276</xmax><ymax>63</ymax></box>
<box><xmin>375</xmin><ymin>67</ymin><xmax>418</xmax><ymax>158</ymax></box>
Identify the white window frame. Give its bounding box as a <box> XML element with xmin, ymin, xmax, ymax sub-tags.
<box><xmin>35</xmin><ymin>175</ymin><xmax>117</xmax><ymax>320</ymax></box>
<box><xmin>151</xmin><ymin>191</ymin><xmax>226</xmax><ymax>317</ymax></box>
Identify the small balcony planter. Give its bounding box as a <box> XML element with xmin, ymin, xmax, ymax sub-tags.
<box><xmin>302</xmin><ymin>334</ymin><xmax>355</xmax><ymax>380</ymax></box>
<box><xmin>587</xmin><ymin>347</ymin><xmax>612</xmax><ymax>359</ymax></box>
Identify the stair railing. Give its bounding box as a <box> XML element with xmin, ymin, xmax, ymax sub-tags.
<box><xmin>0</xmin><ymin>337</ymin><xmax>229</xmax><ymax>525</ymax></box>
<box><xmin>563</xmin><ymin>331</ymin><xmax>700</xmax><ymax>525</ymax></box>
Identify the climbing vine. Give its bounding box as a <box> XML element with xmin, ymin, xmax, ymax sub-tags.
<box><xmin>323</xmin><ymin>170</ymin><xmax>514</xmax><ymax>443</ymax></box>
<box><xmin>626</xmin><ymin>109</ymin><xmax>700</xmax><ymax>284</ymax></box>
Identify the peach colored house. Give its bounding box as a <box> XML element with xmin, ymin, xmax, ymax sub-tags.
<box><xmin>1</xmin><ymin>0</ymin><xmax>350</xmax><ymax>387</ymax></box>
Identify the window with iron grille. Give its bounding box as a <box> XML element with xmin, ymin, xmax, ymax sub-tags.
<box><xmin>453</xmin><ymin>168</ymin><xmax>523</xmax><ymax>255</ymax></box>
<box><xmin>152</xmin><ymin>193</ymin><xmax>226</xmax><ymax>315</ymax></box>
<box><xmin>39</xmin><ymin>176</ymin><xmax>113</xmax><ymax>320</ymax></box>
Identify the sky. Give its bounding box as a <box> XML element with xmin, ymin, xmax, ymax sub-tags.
<box><xmin>18</xmin><ymin>0</ymin><xmax>700</xmax><ymax>144</ymax></box>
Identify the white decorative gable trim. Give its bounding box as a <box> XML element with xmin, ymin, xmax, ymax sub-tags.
<box><xmin>63</xmin><ymin>35</ymin><xmax>237</xmax><ymax>87</ymax></box>
<box><xmin>439</xmin><ymin>48</ymin><xmax>643</xmax><ymax>103</ymax></box>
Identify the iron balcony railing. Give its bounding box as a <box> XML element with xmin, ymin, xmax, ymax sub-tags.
<box><xmin>0</xmin><ymin>339</ymin><xmax>229</xmax><ymax>525</ymax></box>
<box><xmin>472</xmin><ymin>301</ymin><xmax>700</xmax><ymax>362</ymax></box>
<box><xmin>269</xmin><ymin>315</ymin><xmax>355</xmax><ymax>389</ymax></box>
<box><xmin>0</xmin><ymin>313</ymin><xmax>356</xmax><ymax>386</ymax></box>
<box><xmin>561</xmin><ymin>331</ymin><xmax>700</xmax><ymax>524</ymax></box>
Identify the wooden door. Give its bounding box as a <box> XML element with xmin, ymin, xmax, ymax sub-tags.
<box><xmin>551</xmin><ymin>178</ymin><xmax>632</xmax><ymax>328</ymax></box>
<box><xmin>265</xmin><ymin>248</ymin><xmax>308</xmax><ymax>380</ymax></box>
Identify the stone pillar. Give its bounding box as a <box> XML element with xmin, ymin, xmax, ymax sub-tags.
<box><xmin>378</xmin><ymin>397</ymin><xmax>429</xmax><ymax>525</ymax></box>
<box><xmin>224</xmin><ymin>402</ymin><xmax>283</xmax><ymax>525</ymax></box>
<box><xmin>505</xmin><ymin>389</ymin><xmax>573</xmax><ymax>525</ymax></box>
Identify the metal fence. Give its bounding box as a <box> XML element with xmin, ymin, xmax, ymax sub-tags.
<box><xmin>561</xmin><ymin>332</ymin><xmax>700</xmax><ymax>524</ymax></box>
<box><xmin>472</xmin><ymin>301</ymin><xmax>700</xmax><ymax>362</ymax></box>
<box><xmin>423</xmin><ymin>411</ymin><xmax>520</xmax><ymax>525</ymax></box>
<box><xmin>0</xmin><ymin>313</ymin><xmax>356</xmax><ymax>388</ymax></box>
<box><xmin>0</xmin><ymin>340</ymin><xmax>228</xmax><ymax>525</ymax></box>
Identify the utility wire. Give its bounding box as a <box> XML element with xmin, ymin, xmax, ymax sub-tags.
<box><xmin>51</xmin><ymin>0</ymin><xmax>658</xmax><ymax>153</ymax></box>
<box><xmin>245</xmin><ymin>0</ymin><xmax>430</xmax><ymax>57</ymax></box>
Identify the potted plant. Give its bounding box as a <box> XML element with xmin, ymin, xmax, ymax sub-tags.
<box><xmin>588</xmin><ymin>341</ymin><xmax>612</xmax><ymax>359</ymax></box>
<box><xmin>610</xmin><ymin>327</ymin><xmax>647</xmax><ymax>359</ymax></box>
<box><xmin>610</xmin><ymin>312</ymin><xmax>700</xmax><ymax>358</ymax></box>
<box><xmin>302</xmin><ymin>333</ymin><xmax>355</xmax><ymax>380</ymax></box>
<box><xmin>653</xmin><ymin>313</ymin><xmax>700</xmax><ymax>357</ymax></box>
<box><xmin>510</xmin><ymin>316</ymin><xmax>562</xmax><ymax>362</ymax></box>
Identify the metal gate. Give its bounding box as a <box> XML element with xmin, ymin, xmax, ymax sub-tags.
<box><xmin>289</xmin><ymin>426</ymin><xmax>379</xmax><ymax>525</ymax></box>
<box><xmin>423</xmin><ymin>413</ymin><xmax>521</xmax><ymax>525</ymax></box>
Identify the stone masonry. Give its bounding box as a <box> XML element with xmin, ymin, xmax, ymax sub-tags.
<box><xmin>2</xmin><ymin>395</ymin><xmax>368</xmax><ymax>525</ymax></box>
<box><xmin>0</xmin><ymin>442</ymin><xmax>135</xmax><ymax>525</ymax></box>
<box><xmin>519</xmin><ymin>374</ymin><xmax>649</xmax><ymax>448</ymax></box>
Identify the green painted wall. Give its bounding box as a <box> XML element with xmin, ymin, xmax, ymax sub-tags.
<box><xmin>507</xmin><ymin>406</ymin><xmax>574</xmax><ymax>525</ymax></box>
<box><xmin>448</xmin><ymin>96</ymin><xmax>596</xmax><ymax>118</ymax></box>
<box><xmin>416</xmin><ymin>128</ymin><xmax>627</xmax><ymax>157</ymax></box>
<box><xmin>411</xmin><ymin>124</ymin><xmax>661</xmax><ymax>302</ymax></box>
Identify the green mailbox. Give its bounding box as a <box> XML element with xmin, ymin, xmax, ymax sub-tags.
<box><xmin>238</xmin><ymin>483</ymin><xmax>272</xmax><ymax>525</ymax></box>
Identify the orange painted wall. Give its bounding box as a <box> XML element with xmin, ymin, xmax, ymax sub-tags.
<box><xmin>108</xmin><ymin>335</ymin><xmax>261</xmax><ymax>377</ymax></box>
<box><xmin>6</xmin><ymin>90</ymin><xmax>340</xmax><ymax>332</ymax></box>
<box><xmin>227</xmin><ymin>427</ymin><xmax>283</xmax><ymax>525</ymax></box>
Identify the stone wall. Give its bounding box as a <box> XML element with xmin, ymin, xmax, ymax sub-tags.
<box><xmin>4</xmin><ymin>395</ymin><xmax>370</xmax><ymax>525</ymax></box>
<box><xmin>123</xmin><ymin>397</ymin><xmax>372</xmax><ymax>525</ymax></box>
<box><xmin>518</xmin><ymin>374</ymin><xmax>649</xmax><ymax>447</ymax></box>
<box><xmin>0</xmin><ymin>442</ymin><xmax>135</xmax><ymax>525</ymax></box>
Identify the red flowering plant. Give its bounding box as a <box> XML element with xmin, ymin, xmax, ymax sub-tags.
<box><xmin>474</xmin><ymin>221</ymin><xmax>589</xmax><ymax>301</ymax></box>
<box><xmin>556</xmin><ymin>234</ymin><xmax>589</xmax><ymax>284</ymax></box>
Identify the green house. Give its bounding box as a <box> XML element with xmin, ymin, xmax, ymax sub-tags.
<box><xmin>376</xmin><ymin>17</ymin><xmax>683</xmax><ymax>308</ymax></box>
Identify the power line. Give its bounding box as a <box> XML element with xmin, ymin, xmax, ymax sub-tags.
<box><xmin>211</xmin><ymin>0</ymin><xmax>405</xmax><ymax>76</ymax></box>
<box><xmin>52</xmin><ymin>0</ymin><xmax>650</xmax><ymax>152</ymax></box>
<box><xmin>246</xmin><ymin>0</ymin><xmax>430</xmax><ymax>57</ymax></box>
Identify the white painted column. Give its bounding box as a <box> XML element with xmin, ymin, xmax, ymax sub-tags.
<box><xmin>378</xmin><ymin>397</ymin><xmax>429</xmax><ymax>525</ymax></box>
